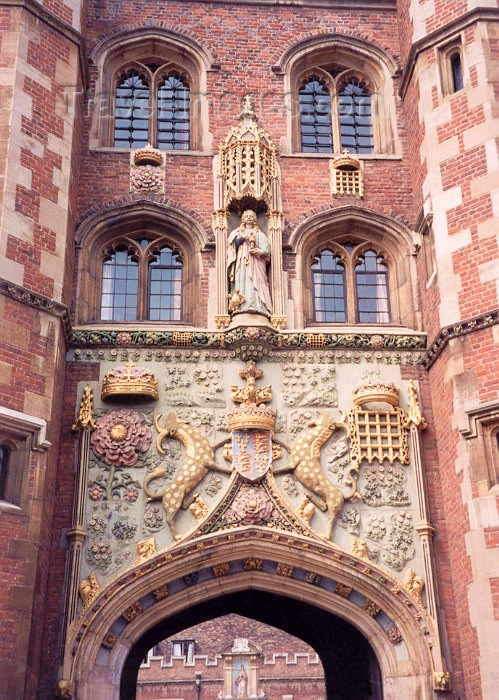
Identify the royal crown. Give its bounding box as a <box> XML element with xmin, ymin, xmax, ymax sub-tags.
<box><xmin>352</xmin><ymin>370</ymin><xmax>399</xmax><ymax>407</ymax></box>
<box><xmin>101</xmin><ymin>360</ymin><xmax>159</xmax><ymax>401</ymax></box>
<box><xmin>133</xmin><ymin>144</ymin><xmax>163</xmax><ymax>167</ymax></box>
<box><xmin>227</xmin><ymin>404</ymin><xmax>276</xmax><ymax>433</ymax></box>
<box><xmin>332</xmin><ymin>149</ymin><xmax>361</xmax><ymax>171</ymax></box>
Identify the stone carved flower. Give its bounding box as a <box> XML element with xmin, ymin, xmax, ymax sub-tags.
<box><xmin>130</xmin><ymin>165</ymin><xmax>164</xmax><ymax>193</ymax></box>
<box><xmin>229</xmin><ymin>488</ymin><xmax>273</xmax><ymax>525</ymax></box>
<box><xmin>91</xmin><ymin>410</ymin><xmax>152</xmax><ymax>467</ymax></box>
<box><xmin>86</xmin><ymin>540</ymin><xmax>113</xmax><ymax>572</ymax></box>
<box><xmin>88</xmin><ymin>484</ymin><xmax>105</xmax><ymax>501</ymax></box>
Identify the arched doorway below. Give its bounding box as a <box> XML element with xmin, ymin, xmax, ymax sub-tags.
<box><xmin>122</xmin><ymin>590</ymin><xmax>383</xmax><ymax>700</ymax></box>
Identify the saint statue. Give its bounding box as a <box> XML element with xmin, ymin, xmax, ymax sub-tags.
<box><xmin>227</xmin><ymin>210</ymin><xmax>272</xmax><ymax>317</ymax></box>
<box><xmin>236</xmin><ymin>664</ymin><xmax>248</xmax><ymax>697</ymax></box>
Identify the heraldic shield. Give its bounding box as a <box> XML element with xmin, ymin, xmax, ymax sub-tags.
<box><xmin>232</xmin><ymin>429</ymin><xmax>273</xmax><ymax>482</ymax></box>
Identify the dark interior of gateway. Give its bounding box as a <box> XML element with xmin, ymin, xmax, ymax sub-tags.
<box><xmin>120</xmin><ymin>589</ymin><xmax>383</xmax><ymax>700</ymax></box>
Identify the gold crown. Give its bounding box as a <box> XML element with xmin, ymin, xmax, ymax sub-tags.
<box><xmin>102</xmin><ymin>360</ymin><xmax>159</xmax><ymax>401</ymax></box>
<box><xmin>333</xmin><ymin>149</ymin><xmax>361</xmax><ymax>170</ymax></box>
<box><xmin>133</xmin><ymin>144</ymin><xmax>163</xmax><ymax>167</ymax></box>
<box><xmin>227</xmin><ymin>404</ymin><xmax>276</xmax><ymax>432</ymax></box>
<box><xmin>353</xmin><ymin>372</ymin><xmax>399</xmax><ymax>407</ymax></box>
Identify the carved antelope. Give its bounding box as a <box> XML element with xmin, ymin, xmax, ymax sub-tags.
<box><xmin>287</xmin><ymin>412</ymin><xmax>345</xmax><ymax>539</ymax></box>
<box><xmin>144</xmin><ymin>413</ymin><xmax>216</xmax><ymax>540</ymax></box>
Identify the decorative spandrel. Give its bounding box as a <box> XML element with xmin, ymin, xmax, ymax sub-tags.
<box><xmin>76</xmin><ymin>355</ymin><xmax>430</xmax><ymax>612</ymax></box>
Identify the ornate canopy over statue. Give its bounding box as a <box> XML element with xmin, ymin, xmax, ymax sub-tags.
<box><xmin>213</xmin><ymin>96</ymin><xmax>285</xmax><ymax>330</ymax></box>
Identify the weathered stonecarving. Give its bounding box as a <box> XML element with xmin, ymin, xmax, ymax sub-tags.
<box><xmin>0</xmin><ymin>1</ymin><xmax>497</xmax><ymax>699</ymax></box>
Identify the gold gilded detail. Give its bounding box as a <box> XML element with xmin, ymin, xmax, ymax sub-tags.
<box><xmin>334</xmin><ymin>583</ymin><xmax>353</xmax><ymax>598</ymax></box>
<box><xmin>213</xmin><ymin>562</ymin><xmax>230</xmax><ymax>577</ymax></box>
<box><xmin>72</xmin><ymin>385</ymin><xmax>97</xmax><ymax>431</ymax></box>
<box><xmin>351</xmin><ymin>538</ymin><xmax>370</xmax><ymax>561</ymax></box>
<box><xmin>152</xmin><ymin>585</ymin><xmax>169</xmax><ymax>600</ymax></box>
<box><xmin>243</xmin><ymin>558</ymin><xmax>263</xmax><ymax>571</ymax></box>
<box><xmin>270</xmin><ymin>315</ymin><xmax>287</xmax><ymax>331</ymax></box>
<box><xmin>407</xmin><ymin>380</ymin><xmax>427</xmax><ymax>429</ymax></box>
<box><xmin>228</xmin><ymin>361</ymin><xmax>276</xmax><ymax>432</ymax></box>
<box><xmin>362</xmin><ymin>599</ymin><xmax>381</xmax><ymax>617</ymax></box>
<box><xmin>146</xmin><ymin>413</ymin><xmax>216</xmax><ymax>540</ymax></box>
<box><xmin>403</xmin><ymin>568</ymin><xmax>425</xmax><ymax>606</ymax></box>
<box><xmin>433</xmin><ymin>672</ymin><xmax>451</xmax><ymax>691</ymax></box>
<box><xmin>348</xmin><ymin>405</ymin><xmax>410</xmax><ymax>465</ymax></box>
<box><xmin>123</xmin><ymin>602</ymin><xmax>142</xmax><ymax>622</ymax></box>
<box><xmin>101</xmin><ymin>360</ymin><xmax>159</xmax><ymax>401</ymax></box>
<box><xmin>287</xmin><ymin>413</ymin><xmax>346</xmax><ymax>539</ymax></box>
<box><xmin>297</xmin><ymin>495</ymin><xmax>315</xmax><ymax>525</ymax></box>
<box><xmin>79</xmin><ymin>572</ymin><xmax>100</xmax><ymax>611</ymax></box>
<box><xmin>276</xmin><ymin>563</ymin><xmax>293</xmax><ymax>577</ymax></box>
<box><xmin>102</xmin><ymin>631</ymin><xmax>117</xmax><ymax>649</ymax></box>
<box><xmin>214</xmin><ymin>314</ymin><xmax>231</xmax><ymax>329</ymax></box>
<box><xmin>189</xmin><ymin>494</ymin><xmax>210</xmax><ymax>522</ymax></box>
<box><xmin>135</xmin><ymin>537</ymin><xmax>157</xmax><ymax>564</ymax></box>
<box><xmin>53</xmin><ymin>680</ymin><xmax>72</xmax><ymax>699</ymax></box>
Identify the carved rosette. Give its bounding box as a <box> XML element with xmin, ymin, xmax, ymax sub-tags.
<box><xmin>130</xmin><ymin>145</ymin><xmax>165</xmax><ymax>194</ymax></box>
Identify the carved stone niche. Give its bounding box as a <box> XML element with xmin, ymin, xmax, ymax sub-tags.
<box><xmin>213</xmin><ymin>96</ymin><xmax>285</xmax><ymax>331</ymax></box>
<box><xmin>218</xmin><ymin>637</ymin><xmax>266</xmax><ymax>699</ymax></box>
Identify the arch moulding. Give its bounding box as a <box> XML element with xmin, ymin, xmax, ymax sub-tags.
<box><xmin>64</xmin><ymin>529</ymin><xmax>442</xmax><ymax>700</ymax></box>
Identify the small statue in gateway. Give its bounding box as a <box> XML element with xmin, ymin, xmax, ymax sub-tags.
<box><xmin>227</xmin><ymin>209</ymin><xmax>272</xmax><ymax>318</ymax></box>
<box><xmin>236</xmin><ymin>664</ymin><xmax>248</xmax><ymax>697</ymax></box>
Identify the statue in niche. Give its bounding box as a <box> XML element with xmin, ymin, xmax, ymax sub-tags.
<box><xmin>227</xmin><ymin>209</ymin><xmax>272</xmax><ymax>317</ymax></box>
<box><xmin>236</xmin><ymin>664</ymin><xmax>248</xmax><ymax>697</ymax></box>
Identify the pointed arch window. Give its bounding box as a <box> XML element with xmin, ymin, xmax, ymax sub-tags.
<box><xmin>148</xmin><ymin>246</ymin><xmax>183</xmax><ymax>320</ymax></box>
<box><xmin>450</xmin><ymin>52</ymin><xmax>463</xmax><ymax>92</ymax></box>
<box><xmin>113</xmin><ymin>64</ymin><xmax>191</xmax><ymax>150</ymax></box>
<box><xmin>338</xmin><ymin>78</ymin><xmax>373</xmax><ymax>153</ymax></box>
<box><xmin>355</xmin><ymin>250</ymin><xmax>390</xmax><ymax>323</ymax></box>
<box><xmin>310</xmin><ymin>242</ymin><xmax>392</xmax><ymax>325</ymax></box>
<box><xmin>299</xmin><ymin>76</ymin><xmax>333</xmax><ymax>153</ymax></box>
<box><xmin>297</xmin><ymin>66</ymin><xmax>375</xmax><ymax>154</ymax></box>
<box><xmin>99</xmin><ymin>237</ymin><xmax>184</xmax><ymax>322</ymax></box>
<box><xmin>312</xmin><ymin>250</ymin><xmax>346</xmax><ymax>322</ymax></box>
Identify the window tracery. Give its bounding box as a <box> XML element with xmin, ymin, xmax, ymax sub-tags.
<box><xmin>309</xmin><ymin>240</ymin><xmax>393</xmax><ymax>325</ymax></box>
<box><xmin>298</xmin><ymin>68</ymin><xmax>374</xmax><ymax>154</ymax></box>
<box><xmin>98</xmin><ymin>236</ymin><xmax>184</xmax><ymax>322</ymax></box>
<box><xmin>113</xmin><ymin>63</ymin><xmax>191</xmax><ymax>149</ymax></box>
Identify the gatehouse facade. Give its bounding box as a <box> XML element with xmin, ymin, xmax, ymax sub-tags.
<box><xmin>0</xmin><ymin>1</ymin><xmax>498</xmax><ymax>699</ymax></box>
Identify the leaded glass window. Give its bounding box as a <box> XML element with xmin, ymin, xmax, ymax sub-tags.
<box><xmin>450</xmin><ymin>52</ymin><xmax>463</xmax><ymax>92</ymax></box>
<box><xmin>101</xmin><ymin>247</ymin><xmax>139</xmax><ymax>321</ymax></box>
<box><xmin>299</xmin><ymin>77</ymin><xmax>333</xmax><ymax>152</ymax></box>
<box><xmin>112</xmin><ymin>63</ymin><xmax>192</xmax><ymax>150</ymax></box>
<box><xmin>355</xmin><ymin>250</ymin><xmax>390</xmax><ymax>323</ymax></box>
<box><xmin>148</xmin><ymin>246</ymin><xmax>183</xmax><ymax>320</ymax></box>
<box><xmin>114</xmin><ymin>72</ymin><xmax>150</xmax><ymax>148</ymax></box>
<box><xmin>338</xmin><ymin>78</ymin><xmax>373</xmax><ymax>153</ymax></box>
<box><xmin>157</xmin><ymin>74</ymin><xmax>190</xmax><ymax>150</ymax></box>
<box><xmin>312</xmin><ymin>250</ymin><xmax>346</xmax><ymax>322</ymax></box>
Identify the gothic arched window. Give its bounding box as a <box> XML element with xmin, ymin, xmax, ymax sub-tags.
<box><xmin>99</xmin><ymin>237</ymin><xmax>184</xmax><ymax>322</ymax></box>
<box><xmin>299</xmin><ymin>76</ymin><xmax>333</xmax><ymax>152</ymax></box>
<box><xmin>355</xmin><ymin>250</ymin><xmax>390</xmax><ymax>323</ymax></box>
<box><xmin>298</xmin><ymin>68</ymin><xmax>374</xmax><ymax>154</ymax></box>
<box><xmin>310</xmin><ymin>242</ymin><xmax>392</xmax><ymax>324</ymax></box>
<box><xmin>338</xmin><ymin>78</ymin><xmax>373</xmax><ymax>153</ymax></box>
<box><xmin>450</xmin><ymin>52</ymin><xmax>463</xmax><ymax>92</ymax></box>
<box><xmin>311</xmin><ymin>250</ymin><xmax>346</xmax><ymax>322</ymax></box>
<box><xmin>113</xmin><ymin>64</ymin><xmax>191</xmax><ymax>150</ymax></box>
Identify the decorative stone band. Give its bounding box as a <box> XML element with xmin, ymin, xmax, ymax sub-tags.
<box><xmin>422</xmin><ymin>308</ymin><xmax>499</xmax><ymax>369</ymax></box>
<box><xmin>70</xmin><ymin>326</ymin><xmax>427</xmax><ymax>353</ymax></box>
<box><xmin>0</xmin><ymin>278</ymin><xmax>72</xmax><ymax>344</ymax></box>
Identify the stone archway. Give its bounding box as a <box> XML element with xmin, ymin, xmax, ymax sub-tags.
<box><xmin>64</xmin><ymin>530</ymin><xmax>437</xmax><ymax>700</ymax></box>
<box><xmin>122</xmin><ymin>589</ymin><xmax>380</xmax><ymax>700</ymax></box>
